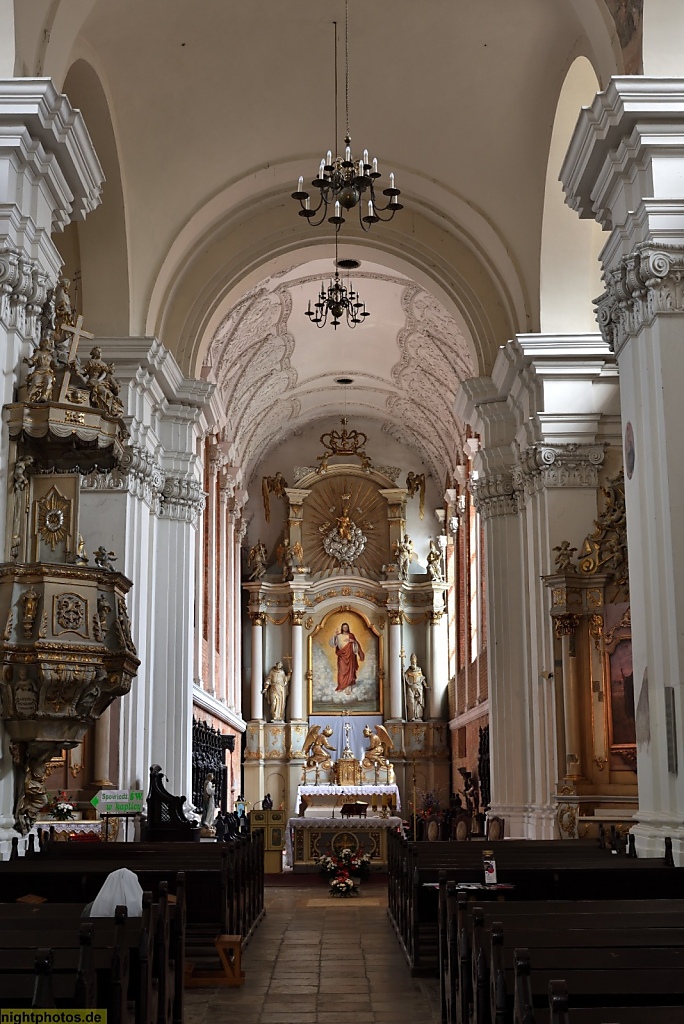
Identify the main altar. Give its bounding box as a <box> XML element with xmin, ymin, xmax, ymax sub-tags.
<box><xmin>242</xmin><ymin>419</ymin><xmax>452</xmax><ymax>833</ymax></box>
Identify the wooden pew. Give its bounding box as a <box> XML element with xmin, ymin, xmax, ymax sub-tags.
<box><xmin>546</xmin><ymin>978</ymin><xmax>684</xmax><ymax>1024</ymax></box>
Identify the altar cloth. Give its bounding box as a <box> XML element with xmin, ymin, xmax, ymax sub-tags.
<box><xmin>286</xmin><ymin>814</ymin><xmax>402</xmax><ymax>869</ymax></box>
<box><xmin>295</xmin><ymin>784</ymin><xmax>401</xmax><ymax>815</ymax></box>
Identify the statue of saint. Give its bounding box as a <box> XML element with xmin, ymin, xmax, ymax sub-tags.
<box><xmin>24</xmin><ymin>333</ymin><xmax>57</xmax><ymax>403</ymax></box>
<box><xmin>248</xmin><ymin>539</ymin><xmax>268</xmax><ymax>580</ymax></box>
<box><xmin>404</xmin><ymin>653</ymin><xmax>428</xmax><ymax>721</ymax></box>
<box><xmin>201</xmin><ymin>772</ymin><xmax>216</xmax><ymax>829</ymax></box>
<box><xmin>329</xmin><ymin>621</ymin><xmax>364</xmax><ymax>692</ymax></box>
<box><xmin>75</xmin><ymin>347</ymin><xmax>125</xmax><ymax>418</ymax></box>
<box><xmin>262</xmin><ymin>661</ymin><xmax>290</xmax><ymax>721</ymax></box>
<box><xmin>426</xmin><ymin>538</ymin><xmax>443</xmax><ymax>581</ymax></box>
<box><xmin>394</xmin><ymin>534</ymin><xmax>415</xmax><ymax>582</ymax></box>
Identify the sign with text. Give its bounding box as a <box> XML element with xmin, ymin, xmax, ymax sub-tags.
<box><xmin>91</xmin><ymin>789</ymin><xmax>144</xmax><ymax>814</ymax></box>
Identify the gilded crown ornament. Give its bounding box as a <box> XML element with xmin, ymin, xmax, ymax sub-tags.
<box><xmin>317</xmin><ymin>417</ymin><xmax>371</xmax><ymax>473</ymax></box>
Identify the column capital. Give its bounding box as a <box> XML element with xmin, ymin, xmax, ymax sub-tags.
<box><xmin>388</xmin><ymin>610</ymin><xmax>403</xmax><ymax>626</ymax></box>
<box><xmin>250</xmin><ymin>611</ymin><xmax>265</xmax><ymax>627</ymax></box>
<box><xmin>470</xmin><ymin>472</ymin><xmax>518</xmax><ymax>520</ymax></box>
<box><xmin>291</xmin><ymin>610</ymin><xmax>304</xmax><ymax>626</ymax></box>
<box><xmin>596</xmin><ymin>242</ymin><xmax>684</xmax><ymax>355</ymax></box>
<box><xmin>554</xmin><ymin>613</ymin><xmax>581</xmax><ymax>639</ymax></box>
<box><xmin>513</xmin><ymin>443</ymin><xmax>606</xmax><ymax>499</ymax></box>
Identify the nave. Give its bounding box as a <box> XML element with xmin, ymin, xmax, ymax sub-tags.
<box><xmin>185</xmin><ymin>884</ymin><xmax>441</xmax><ymax>1024</ymax></box>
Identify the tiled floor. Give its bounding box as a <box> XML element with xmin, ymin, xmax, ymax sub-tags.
<box><xmin>185</xmin><ymin>886</ymin><xmax>441</xmax><ymax>1024</ymax></box>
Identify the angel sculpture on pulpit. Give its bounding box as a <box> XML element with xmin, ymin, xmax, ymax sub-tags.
<box><xmin>361</xmin><ymin>723</ymin><xmax>394</xmax><ymax>768</ymax></box>
<box><xmin>303</xmin><ymin>724</ymin><xmax>336</xmax><ymax>769</ymax></box>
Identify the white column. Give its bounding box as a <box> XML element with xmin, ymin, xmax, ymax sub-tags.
<box><xmin>218</xmin><ymin>477</ymin><xmax>230</xmax><ymax>704</ymax></box>
<box><xmin>290</xmin><ymin>612</ymin><xmax>305</xmax><ymax>721</ymax></box>
<box><xmin>225</xmin><ymin>511</ymin><xmax>236</xmax><ymax>708</ymax></box>
<box><xmin>93</xmin><ymin>707</ymin><xmax>113</xmax><ymax>787</ymax></box>
<box><xmin>251</xmin><ymin>613</ymin><xmax>265</xmax><ymax>721</ymax></box>
<box><xmin>429</xmin><ymin>610</ymin><xmax>449</xmax><ymax>719</ymax></box>
<box><xmin>193</xmin><ymin>439</ymin><xmax>206</xmax><ymax>688</ymax></box>
<box><xmin>561</xmin><ymin>78</ymin><xmax>684</xmax><ymax>861</ymax></box>
<box><xmin>388</xmin><ymin>612</ymin><xmax>404</xmax><ymax>720</ymax></box>
<box><xmin>206</xmin><ymin>454</ymin><xmax>219</xmax><ymax>697</ymax></box>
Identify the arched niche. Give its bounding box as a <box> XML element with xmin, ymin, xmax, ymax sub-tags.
<box><xmin>57</xmin><ymin>58</ymin><xmax>130</xmax><ymax>336</ymax></box>
<box><xmin>540</xmin><ymin>56</ymin><xmax>605</xmax><ymax>335</ymax></box>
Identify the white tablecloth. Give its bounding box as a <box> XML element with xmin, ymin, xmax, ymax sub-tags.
<box><xmin>35</xmin><ymin>820</ymin><xmax>103</xmax><ymax>836</ymax></box>
<box><xmin>295</xmin><ymin>784</ymin><xmax>401</xmax><ymax>814</ymax></box>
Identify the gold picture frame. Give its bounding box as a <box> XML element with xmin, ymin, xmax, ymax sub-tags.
<box><xmin>307</xmin><ymin>605</ymin><xmax>384</xmax><ymax>715</ymax></box>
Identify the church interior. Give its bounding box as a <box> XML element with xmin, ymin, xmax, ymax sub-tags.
<box><xmin>4</xmin><ymin>0</ymin><xmax>684</xmax><ymax>1020</ymax></box>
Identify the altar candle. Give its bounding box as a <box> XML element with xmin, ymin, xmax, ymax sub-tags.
<box><xmin>382</xmin><ymin>794</ymin><xmax>388</xmax><ymax>808</ymax></box>
<box><xmin>298</xmin><ymin>175</ymin><xmax>304</xmax><ymax>193</ymax></box>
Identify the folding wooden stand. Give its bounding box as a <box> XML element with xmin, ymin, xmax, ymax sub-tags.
<box><xmin>185</xmin><ymin>934</ymin><xmax>245</xmax><ymax>987</ymax></box>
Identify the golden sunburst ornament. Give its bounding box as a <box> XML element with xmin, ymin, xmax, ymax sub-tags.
<box><xmin>36</xmin><ymin>487</ymin><xmax>71</xmax><ymax>551</ymax></box>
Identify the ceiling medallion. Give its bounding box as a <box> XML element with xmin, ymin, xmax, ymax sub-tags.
<box><xmin>317</xmin><ymin>417</ymin><xmax>371</xmax><ymax>473</ymax></box>
<box><xmin>292</xmin><ymin>0</ymin><xmax>402</xmax><ymax>233</ymax></box>
<box><xmin>36</xmin><ymin>487</ymin><xmax>71</xmax><ymax>551</ymax></box>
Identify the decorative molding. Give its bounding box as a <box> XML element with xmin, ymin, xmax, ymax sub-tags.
<box><xmin>554</xmin><ymin>614</ymin><xmax>581</xmax><ymax>638</ymax></box>
<box><xmin>470</xmin><ymin>473</ymin><xmax>518</xmax><ymax>520</ymax></box>
<box><xmin>0</xmin><ymin>247</ymin><xmax>50</xmax><ymax>338</ymax></box>
<box><xmin>160</xmin><ymin>474</ymin><xmax>206</xmax><ymax>522</ymax></box>
<box><xmin>80</xmin><ymin>445</ymin><xmax>164</xmax><ymax>511</ymax></box>
<box><xmin>513</xmin><ymin>443</ymin><xmax>606</xmax><ymax>499</ymax></box>
<box><xmin>596</xmin><ymin>243</ymin><xmax>684</xmax><ymax>356</ymax></box>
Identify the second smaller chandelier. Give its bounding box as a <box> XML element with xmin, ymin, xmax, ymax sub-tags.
<box><xmin>306</xmin><ymin>267</ymin><xmax>369</xmax><ymax>330</ymax></box>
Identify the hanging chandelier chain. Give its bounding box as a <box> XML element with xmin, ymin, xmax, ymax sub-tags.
<box><xmin>345</xmin><ymin>0</ymin><xmax>350</xmax><ymax>142</ymax></box>
<box><xmin>334</xmin><ymin>19</ymin><xmax>338</xmax><ymax>156</ymax></box>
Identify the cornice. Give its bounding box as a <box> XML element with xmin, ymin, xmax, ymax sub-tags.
<box><xmin>192</xmin><ymin>684</ymin><xmax>246</xmax><ymax>733</ymax></box>
<box><xmin>0</xmin><ymin>246</ymin><xmax>50</xmax><ymax>337</ymax></box>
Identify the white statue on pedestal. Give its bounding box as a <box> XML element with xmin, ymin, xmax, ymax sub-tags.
<box><xmin>404</xmin><ymin>654</ymin><xmax>428</xmax><ymax>721</ymax></box>
<box><xmin>262</xmin><ymin>661</ymin><xmax>290</xmax><ymax>722</ymax></box>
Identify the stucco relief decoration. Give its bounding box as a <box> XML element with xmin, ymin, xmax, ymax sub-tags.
<box><xmin>303</xmin><ymin>475</ymin><xmax>389</xmax><ymax>578</ymax></box>
<box><xmin>578</xmin><ymin>471</ymin><xmax>628</xmax><ymax>592</ymax></box>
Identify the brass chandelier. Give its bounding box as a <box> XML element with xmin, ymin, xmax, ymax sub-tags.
<box><xmin>292</xmin><ymin>1</ymin><xmax>402</xmax><ymax>233</ymax></box>
<box><xmin>305</xmin><ymin>235</ymin><xmax>369</xmax><ymax>330</ymax></box>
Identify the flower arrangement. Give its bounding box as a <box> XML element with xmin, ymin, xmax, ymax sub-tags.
<box><xmin>46</xmin><ymin>791</ymin><xmax>77</xmax><ymax>821</ymax></box>
<box><xmin>316</xmin><ymin>846</ymin><xmax>372</xmax><ymax>880</ymax></box>
<box><xmin>329</xmin><ymin>869</ymin><xmax>359</xmax><ymax>898</ymax></box>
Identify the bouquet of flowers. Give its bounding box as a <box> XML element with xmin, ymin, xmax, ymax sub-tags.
<box><xmin>316</xmin><ymin>854</ymin><xmax>339</xmax><ymax>878</ymax></box>
<box><xmin>329</xmin><ymin>869</ymin><xmax>359</xmax><ymax>898</ymax></box>
<box><xmin>316</xmin><ymin>847</ymin><xmax>372</xmax><ymax>880</ymax></box>
<box><xmin>47</xmin><ymin>791</ymin><xmax>76</xmax><ymax>821</ymax></box>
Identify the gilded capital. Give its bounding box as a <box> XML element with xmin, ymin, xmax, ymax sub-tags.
<box><xmin>250</xmin><ymin>611</ymin><xmax>265</xmax><ymax>627</ymax></box>
<box><xmin>388</xmin><ymin>610</ymin><xmax>403</xmax><ymax>626</ymax></box>
<box><xmin>554</xmin><ymin>613</ymin><xmax>580</xmax><ymax>639</ymax></box>
<box><xmin>291</xmin><ymin>610</ymin><xmax>304</xmax><ymax>626</ymax></box>
<box><xmin>429</xmin><ymin>611</ymin><xmax>443</xmax><ymax>625</ymax></box>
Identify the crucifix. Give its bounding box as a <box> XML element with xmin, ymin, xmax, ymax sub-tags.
<box><xmin>58</xmin><ymin>315</ymin><xmax>95</xmax><ymax>402</ymax></box>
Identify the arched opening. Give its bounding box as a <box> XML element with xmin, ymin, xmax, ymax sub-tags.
<box><xmin>540</xmin><ymin>56</ymin><xmax>604</xmax><ymax>334</ymax></box>
<box><xmin>57</xmin><ymin>59</ymin><xmax>130</xmax><ymax>335</ymax></box>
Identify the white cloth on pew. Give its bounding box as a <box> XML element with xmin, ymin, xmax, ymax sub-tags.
<box><xmin>90</xmin><ymin>867</ymin><xmax>143</xmax><ymax>917</ymax></box>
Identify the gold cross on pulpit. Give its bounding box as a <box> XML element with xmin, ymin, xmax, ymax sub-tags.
<box><xmin>58</xmin><ymin>315</ymin><xmax>95</xmax><ymax>403</ymax></box>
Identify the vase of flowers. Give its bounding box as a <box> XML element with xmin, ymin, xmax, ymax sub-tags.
<box><xmin>47</xmin><ymin>791</ymin><xmax>76</xmax><ymax>821</ymax></box>
<box><xmin>329</xmin><ymin>869</ymin><xmax>359</xmax><ymax>898</ymax></box>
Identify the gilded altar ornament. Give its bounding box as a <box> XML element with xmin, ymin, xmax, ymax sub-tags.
<box><xmin>36</xmin><ymin>488</ymin><xmax>71</xmax><ymax>551</ymax></box>
<box><xmin>393</xmin><ymin>534</ymin><xmax>416</xmax><ymax>582</ymax></box>
<box><xmin>578</xmin><ymin>471</ymin><xmax>628</xmax><ymax>587</ymax></box>
<box><xmin>13</xmin><ymin>668</ymin><xmax>38</xmax><ymax>718</ymax></box>
<box><xmin>553</xmin><ymin>540</ymin><xmax>578</xmax><ymax>573</ymax></box>
<box><xmin>20</xmin><ymin>587</ymin><xmax>40</xmax><ymax>639</ymax></box>
<box><xmin>92</xmin><ymin>594</ymin><xmax>112</xmax><ymax>642</ymax></box>
<box><xmin>276</xmin><ymin>537</ymin><xmax>304</xmax><ymax>579</ymax></box>
<box><xmin>320</xmin><ymin>492</ymin><xmax>368</xmax><ymax>569</ymax></box>
<box><xmin>38</xmin><ymin>610</ymin><xmax>48</xmax><ymax>639</ymax></box>
<box><xmin>362</xmin><ymin>723</ymin><xmax>395</xmax><ymax>778</ymax></box>
<box><xmin>13</xmin><ymin>455</ymin><xmax>34</xmax><ymax>492</ymax></box>
<box><xmin>55</xmin><ymin>593</ymin><xmax>87</xmax><ymax>634</ymax></box>
<box><xmin>426</xmin><ymin>538</ymin><xmax>443</xmax><ymax>582</ymax></box>
<box><xmin>248</xmin><ymin>539</ymin><xmax>268</xmax><ymax>580</ymax></box>
<box><xmin>303</xmin><ymin>723</ymin><xmax>336</xmax><ymax>768</ymax></box>
<box><xmin>24</xmin><ymin>331</ymin><xmax>57</xmax><ymax>402</ymax></box>
<box><xmin>406</xmin><ymin>471</ymin><xmax>426</xmax><ymax>520</ymax></box>
<box><xmin>72</xmin><ymin>345</ymin><xmax>124</xmax><ymax>419</ymax></box>
<box><xmin>115</xmin><ymin>598</ymin><xmax>137</xmax><ymax>654</ymax></box>
<box><xmin>262</xmin><ymin>661</ymin><xmax>291</xmax><ymax>722</ymax></box>
<box><xmin>316</xmin><ymin>417</ymin><xmax>371</xmax><ymax>473</ymax></box>
<box><xmin>262</xmin><ymin>471</ymin><xmax>288</xmax><ymax>523</ymax></box>
<box><xmin>75</xmin><ymin>534</ymin><xmax>89</xmax><ymax>565</ymax></box>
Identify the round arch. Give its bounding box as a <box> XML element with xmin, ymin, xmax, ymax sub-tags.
<box><xmin>58</xmin><ymin>57</ymin><xmax>130</xmax><ymax>335</ymax></box>
<box><xmin>540</xmin><ymin>55</ymin><xmax>605</xmax><ymax>334</ymax></box>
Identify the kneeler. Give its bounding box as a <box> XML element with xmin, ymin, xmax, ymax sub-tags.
<box><xmin>185</xmin><ymin>934</ymin><xmax>245</xmax><ymax>987</ymax></box>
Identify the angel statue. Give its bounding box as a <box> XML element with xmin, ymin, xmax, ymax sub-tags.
<box><xmin>553</xmin><ymin>540</ymin><xmax>577</xmax><ymax>574</ymax></box>
<box><xmin>406</xmin><ymin>471</ymin><xmax>426</xmax><ymax>520</ymax></box>
<box><xmin>262</xmin><ymin>471</ymin><xmax>288</xmax><ymax>523</ymax></box>
<box><xmin>361</xmin><ymin>723</ymin><xmax>394</xmax><ymax>768</ymax></box>
<box><xmin>302</xmin><ymin>724</ymin><xmax>336</xmax><ymax>769</ymax></box>
<box><xmin>248</xmin><ymin>539</ymin><xmax>268</xmax><ymax>580</ymax></box>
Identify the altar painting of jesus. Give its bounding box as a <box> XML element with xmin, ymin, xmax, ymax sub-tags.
<box><xmin>330</xmin><ymin>622</ymin><xmax>365</xmax><ymax>691</ymax></box>
<box><xmin>310</xmin><ymin>608</ymin><xmax>381</xmax><ymax>714</ymax></box>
